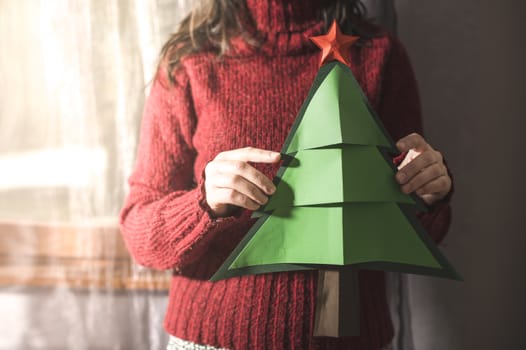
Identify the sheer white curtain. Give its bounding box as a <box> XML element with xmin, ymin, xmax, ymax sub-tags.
<box><xmin>0</xmin><ymin>1</ymin><xmax>192</xmax><ymax>349</ymax></box>
<box><xmin>0</xmin><ymin>0</ymin><xmax>192</xmax><ymax>221</ymax></box>
<box><xmin>0</xmin><ymin>1</ymin><xmax>398</xmax><ymax>349</ymax></box>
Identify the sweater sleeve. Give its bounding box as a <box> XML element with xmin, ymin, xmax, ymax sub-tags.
<box><xmin>378</xmin><ymin>36</ymin><xmax>454</xmax><ymax>244</ymax></box>
<box><xmin>119</xmin><ymin>66</ymin><xmax>241</xmax><ymax>271</ymax></box>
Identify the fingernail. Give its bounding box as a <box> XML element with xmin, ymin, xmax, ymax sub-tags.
<box><xmin>269</xmin><ymin>185</ymin><xmax>276</xmax><ymax>194</ymax></box>
<box><xmin>397</xmin><ymin>142</ymin><xmax>405</xmax><ymax>149</ymax></box>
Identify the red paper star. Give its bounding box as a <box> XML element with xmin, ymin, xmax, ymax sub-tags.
<box><xmin>310</xmin><ymin>20</ymin><xmax>360</xmax><ymax>67</ymax></box>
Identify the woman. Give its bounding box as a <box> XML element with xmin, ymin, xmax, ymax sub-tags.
<box><xmin>119</xmin><ymin>0</ymin><xmax>453</xmax><ymax>349</ymax></box>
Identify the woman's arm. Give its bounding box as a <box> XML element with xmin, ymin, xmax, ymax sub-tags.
<box><xmin>119</xmin><ymin>66</ymin><xmax>241</xmax><ymax>271</ymax></box>
<box><xmin>378</xmin><ymin>35</ymin><xmax>454</xmax><ymax>244</ymax></box>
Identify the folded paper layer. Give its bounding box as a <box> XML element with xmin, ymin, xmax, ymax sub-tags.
<box><xmin>229</xmin><ymin>203</ymin><xmax>440</xmax><ymax>269</ymax></box>
<box><xmin>283</xmin><ymin>63</ymin><xmax>393</xmax><ymax>154</ymax></box>
<box><xmin>262</xmin><ymin>146</ymin><xmax>416</xmax><ymax>211</ymax></box>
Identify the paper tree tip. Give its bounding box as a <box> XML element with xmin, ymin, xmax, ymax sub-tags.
<box><xmin>310</xmin><ymin>20</ymin><xmax>360</xmax><ymax>68</ymax></box>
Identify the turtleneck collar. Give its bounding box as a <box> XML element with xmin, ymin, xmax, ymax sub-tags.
<box><xmin>245</xmin><ymin>0</ymin><xmax>325</xmax><ymax>34</ymax></box>
<box><xmin>228</xmin><ymin>0</ymin><xmax>327</xmax><ymax>56</ymax></box>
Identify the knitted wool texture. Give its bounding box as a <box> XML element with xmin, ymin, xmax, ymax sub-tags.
<box><xmin>119</xmin><ymin>1</ymin><xmax>454</xmax><ymax>349</ymax></box>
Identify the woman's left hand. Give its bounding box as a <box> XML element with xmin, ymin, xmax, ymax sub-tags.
<box><xmin>395</xmin><ymin>133</ymin><xmax>452</xmax><ymax>206</ymax></box>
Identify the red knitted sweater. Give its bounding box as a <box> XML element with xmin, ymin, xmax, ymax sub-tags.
<box><xmin>119</xmin><ymin>1</ymin><xmax>454</xmax><ymax>349</ymax></box>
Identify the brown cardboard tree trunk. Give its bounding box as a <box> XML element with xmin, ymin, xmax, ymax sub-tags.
<box><xmin>313</xmin><ymin>267</ymin><xmax>360</xmax><ymax>337</ymax></box>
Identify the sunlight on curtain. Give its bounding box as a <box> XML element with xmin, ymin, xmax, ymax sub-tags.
<box><xmin>0</xmin><ymin>1</ymin><xmax>192</xmax><ymax>349</ymax></box>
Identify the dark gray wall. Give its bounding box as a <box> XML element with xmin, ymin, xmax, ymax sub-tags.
<box><xmin>362</xmin><ymin>0</ymin><xmax>397</xmax><ymax>33</ymax></box>
<box><xmin>395</xmin><ymin>1</ymin><xmax>526</xmax><ymax>349</ymax></box>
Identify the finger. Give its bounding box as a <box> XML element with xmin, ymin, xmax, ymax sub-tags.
<box><xmin>396</xmin><ymin>150</ymin><xmax>443</xmax><ymax>185</ymax></box>
<box><xmin>396</xmin><ymin>133</ymin><xmax>431</xmax><ymax>153</ymax></box>
<box><xmin>215</xmin><ymin>147</ymin><xmax>281</xmax><ymax>164</ymax></box>
<box><xmin>400</xmin><ymin>163</ymin><xmax>445</xmax><ymax>194</ymax></box>
<box><xmin>212</xmin><ymin>187</ymin><xmax>261</xmax><ymax>211</ymax></box>
<box><xmin>213</xmin><ymin>173</ymin><xmax>269</xmax><ymax>205</ymax></box>
<box><xmin>415</xmin><ymin>176</ymin><xmax>451</xmax><ymax>197</ymax></box>
<box><xmin>214</xmin><ymin>159</ymin><xmax>276</xmax><ymax>195</ymax></box>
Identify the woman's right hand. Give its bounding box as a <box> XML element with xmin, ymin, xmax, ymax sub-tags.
<box><xmin>204</xmin><ymin>147</ymin><xmax>281</xmax><ymax>217</ymax></box>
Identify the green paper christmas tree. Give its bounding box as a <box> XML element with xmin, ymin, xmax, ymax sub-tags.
<box><xmin>211</xmin><ymin>21</ymin><xmax>460</xmax><ymax>337</ymax></box>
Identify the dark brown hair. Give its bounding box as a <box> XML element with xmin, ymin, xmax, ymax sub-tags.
<box><xmin>160</xmin><ymin>0</ymin><xmax>369</xmax><ymax>83</ymax></box>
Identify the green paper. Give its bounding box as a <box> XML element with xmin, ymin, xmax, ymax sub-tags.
<box><xmin>263</xmin><ymin>146</ymin><xmax>416</xmax><ymax>211</ymax></box>
<box><xmin>283</xmin><ymin>63</ymin><xmax>392</xmax><ymax>154</ymax></box>
<box><xmin>212</xmin><ymin>61</ymin><xmax>460</xmax><ymax>284</ymax></box>
<box><xmin>230</xmin><ymin>203</ymin><xmax>440</xmax><ymax>269</ymax></box>
<box><xmin>211</xmin><ymin>203</ymin><xmax>461</xmax><ymax>281</ymax></box>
